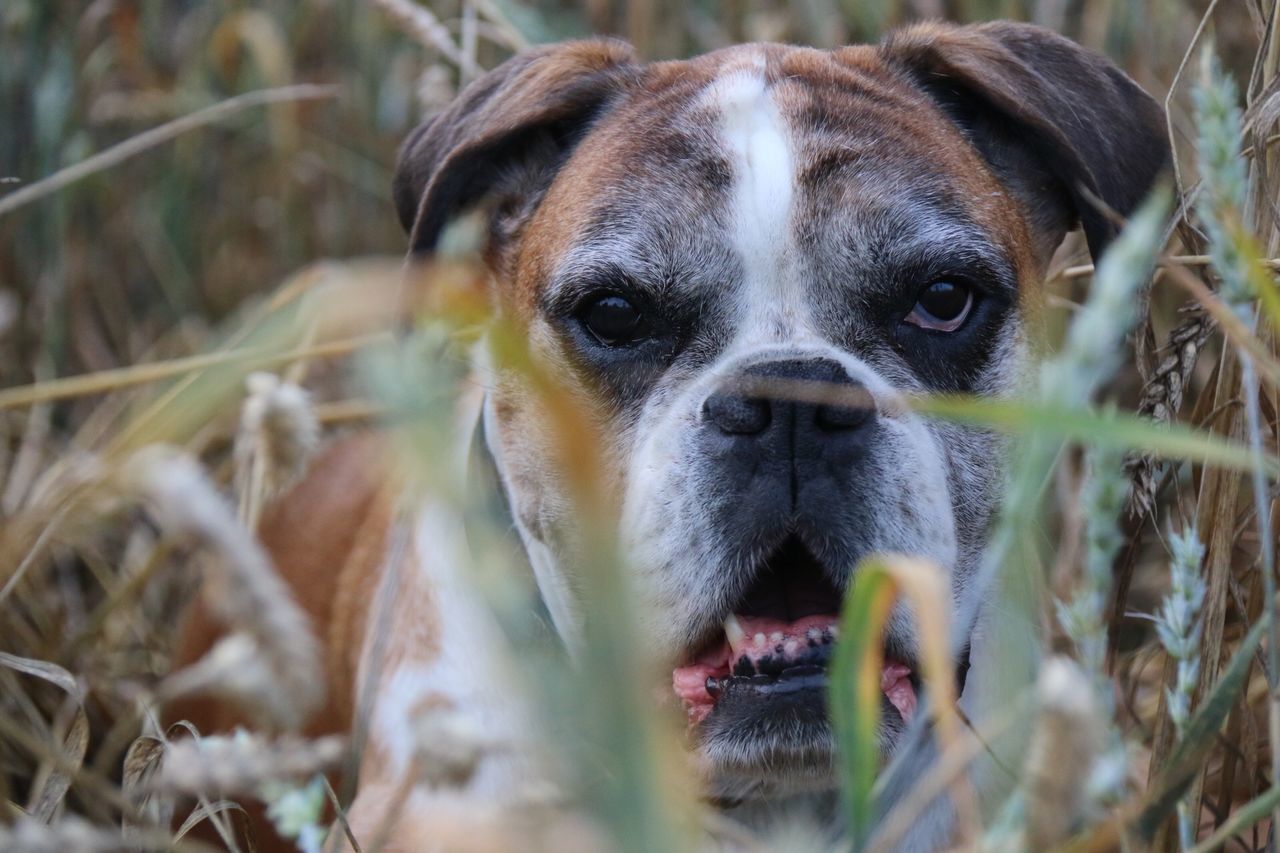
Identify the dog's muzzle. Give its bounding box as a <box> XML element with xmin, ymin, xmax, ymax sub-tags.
<box><xmin>673</xmin><ymin>358</ymin><xmax>921</xmax><ymax>729</ymax></box>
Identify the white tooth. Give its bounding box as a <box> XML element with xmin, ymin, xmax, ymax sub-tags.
<box><xmin>723</xmin><ymin>614</ymin><xmax>746</xmax><ymax>647</ymax></box>
<box><xmin>806</xmin><ymin>628</ymin><xmax>820</xmax><ymax>641</ymax></box>
<box><xmin>828</xmin><ymin>625</ymin><xmax>840</xmax><ymax>637</ymax></box>
<box><xmin>784</xmin><ymin>640</ymin><xmax>798</xmax><ymax>655</ymax></box>
<box><xmin>753</xmin><ymin>633</ymin><xmax>766</xmax><ymax>645</ymax></box>
<box><xmin>770</xmin><ymin>631</ymin><xmax>783</xmax><ymax>643</ymax></box>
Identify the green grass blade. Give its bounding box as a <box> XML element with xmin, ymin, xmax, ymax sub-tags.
<box><xmin>830</xmin><ymin>561</ymin><xmax>896</xmax><ymax>849</ymax></box>
<box><xmin>907</xmin><ymin>395</ymin><xmax>1279</xmax><ymax>475</ymax></box>
<box><xmin>1252</xmin><ymin>269</ymin><xmax>1280</xmax><ymax>335</ymax></box>
<box><xmin>1188</xmin><ymin>783</ymin><xmax>1280</xmax><ymax>853</ymax></box>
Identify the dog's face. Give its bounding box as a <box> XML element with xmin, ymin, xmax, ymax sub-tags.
<box><xmin>395</xmin><ymin>24</ymin><xmax>1166</xmax><ymax>801</ymax></box>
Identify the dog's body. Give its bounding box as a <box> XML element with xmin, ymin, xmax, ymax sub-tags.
<box><xmin>173</xmin><ymin>21</ymin><xmax>1168</xmax><ymax>851</ymax></box>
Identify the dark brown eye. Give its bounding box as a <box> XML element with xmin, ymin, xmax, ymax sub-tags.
<box><xmin>904</xmin><ymin>281</ymin><xmax>973</xmax><ymax>332</ymax></box>
<box><xmin>583</xmin><ymin>295</ymin><xmax>644</xmax><ymax>345</ymax></box>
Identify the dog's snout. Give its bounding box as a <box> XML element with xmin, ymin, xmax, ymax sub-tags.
<box><xmin>702</xmin><ymin>358</ymin><xmax>874</xmax><ymax>440</ymax></box>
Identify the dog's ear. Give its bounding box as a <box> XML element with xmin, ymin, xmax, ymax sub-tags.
<box><xmin>394</xmin><ymin>39</ymin><xmax>638</xmax><ymax>256</ymax></box>
<box><xmin>878</xmin><ymin>22</ymin><xmax>1169</xmax><ymax>262</ymax></box>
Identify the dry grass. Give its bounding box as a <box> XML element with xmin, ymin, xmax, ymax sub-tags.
<box><xmin>1</xmin><ymin>0</ymin><xmax>1279</xmax><ymax>851</ymax></box>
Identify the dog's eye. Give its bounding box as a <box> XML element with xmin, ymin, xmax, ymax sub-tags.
<box><xmin>582</xmin><ymin>294</ymin><xmax>644</xmax><ymax>345</ymax></box>
<box><xmin>903</xmin><ymin>282</ymin><xmax>973</xmax><ymax>332</ymax></box>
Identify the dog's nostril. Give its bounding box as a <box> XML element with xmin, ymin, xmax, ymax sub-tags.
<box><xmin>704</xmin><ymin>392</ymin><xmax>771</xmax><ymax>435</ymax></box>
<box><xmin>704</xmin><ymin>359</ymin><xmax>876</xmax><ymax>438</ymax></box>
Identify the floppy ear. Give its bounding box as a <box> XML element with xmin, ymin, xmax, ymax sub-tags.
<box><xmin>879</xmin><ymin>22</ymin><xmax>1169</xmax><ymax>262</ymax></box>
<box><xmin>394</xmin><ymin>39</ymin><xmax>638</xmax><ymax>256</ymax></box>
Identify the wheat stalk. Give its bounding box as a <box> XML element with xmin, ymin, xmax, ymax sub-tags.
<box><xmin>1021</xmin><ymin>658</ymin><xmax>1106</xmax><ymax>849</ymax></box>
<box><xmin>155</xmin><ymin>732</ymin><xmax>345</xmax><ymax>797</ymax></box>
<box><xmin>1127</xmin><ymin>306</ymin><xmax>1213</xmax><ymax>518</ymax></box>
<box><xmin>0</xmin><ymin>86</ymin><xmax>339</xmax><ymax>219</ymax></box>
<box><xmin>122</xmin><ymin>447</ymin><xmax>324</xmax><ymax>730</ymax></box>
<box><xmin>233</xmin><ymin>372</ymin><xmax>319</xmax><ymax>529</ymax></box>
<box><xmin>365</xmin><ymin>0</ymin><xmax>480</xmax><ymax>77</ymax></box>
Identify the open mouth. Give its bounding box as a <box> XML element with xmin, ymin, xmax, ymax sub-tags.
<box><xmin>672</xmin><ymin>536</ymin><xmax>919</xmax><ymax>727</ymax></box>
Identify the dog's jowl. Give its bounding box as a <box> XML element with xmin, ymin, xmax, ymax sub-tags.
<box><xmin>174</xmin><ymin>20</ymin><xmax>1169</xmax><ymax>851</ymax></box>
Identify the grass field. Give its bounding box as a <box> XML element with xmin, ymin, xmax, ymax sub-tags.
<box><xmin>2</xmin><ymin>0</ymin><xmax>1280</xmax><ymax>850</ymax></box>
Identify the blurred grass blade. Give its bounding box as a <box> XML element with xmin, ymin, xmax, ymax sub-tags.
<box><xmin>122</xmin><ymin>735</ymin><xmax>170</xmax><ymax>844</ymax></box>
<box><xmin>367</xmin><ymin>317</ymin><xmax>695</xmax><ymax>852</ymax></box>
<box><xmin>1193</xmin><ymin>47</ymin><xmax>1249</xmax><ymax>309</ymax></box>
<box><xmin>831</xmin><ymin>560</ymin><xmax>895</xmax><ymax>848</ymax></box>
<box><xmin>1135</xmin><ymin>613</ymin><xmax>1268</xmax><ymax>840</ymax></box>
<box><xmin>0</xmin><ymin>653</ymin><xmax>89</xmax><ymax>823</ymax></box>
<box><xmin>1188</xmin><ymin>783</ymin><xmax>1280</xmax><ymax>853</ymax></box>
<box><xmin>0</xmin><ymin>652</ymin><xmax>83</xmax><ymax>698</ymax></box>
<box><xmin>26</xmin><ymin>705</ymin><xmax>89</xmax><ymax>823</ymax></box>
<box><xmin>882</xmin><ymin>559</ymin><xmax>961</xmax><ymax>753</ymax></box>
<box><xmin>908</xmin><ymin>395</ymin><xmax>1278</xmax><ymax>475</ymax></box>
<box><xmin>1247</xmin><ymin>252</ymin><xmax>1280</xmax><ymax>335</ymax></box>
<box><xmin>0</xmin><ymin>85</ymin><xmax>338</xmax><ymax>219</ymax></box>
<box><xmin>831</xmin><ymin>556</ymin><xmax>971</xmax><ymax>847</ymax></box>
<box><xmin>173</xmin><ymin>800</ymin><xmax>253</xmax><ymax>844</ymax></box>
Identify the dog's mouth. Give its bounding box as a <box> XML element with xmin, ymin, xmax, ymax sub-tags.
<box><xmin>671</xmin><ymin>536</ymin><xmax>919</xmax><ymax>728</ymax></box>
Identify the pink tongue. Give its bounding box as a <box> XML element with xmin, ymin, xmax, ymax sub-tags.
<box><xmin>672</xmin><ymin>663</ymin><xmax>722</xmax><ymax>723</ymax></box>
<box><xmin>880</xmin><ymin>661</ymin><xmax>917</xmax><ymax>722</ymax></box>
<box><xmin>671</xmin><ymin>614</ymin><xmax>917</xmax><ymax>725</ymax></box>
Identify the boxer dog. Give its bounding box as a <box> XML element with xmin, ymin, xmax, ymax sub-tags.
<box><xmin>173</xmin><ymin>20</ymin><xmax>1167</xmax><ymax>850</ymax></box>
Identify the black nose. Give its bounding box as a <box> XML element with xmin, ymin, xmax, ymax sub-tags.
<box><xmin>702</xmin><ymin>358</ymin><xmax>875</xmax><ymax>439</ymax></box>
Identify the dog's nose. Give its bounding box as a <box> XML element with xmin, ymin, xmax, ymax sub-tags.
<box><xmin>702</xmin><ymin>358</ymin><xmax>874</xmax><ymax>439</ymax></box>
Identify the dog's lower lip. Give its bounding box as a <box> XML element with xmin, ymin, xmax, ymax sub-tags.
<box><xmin>706</xmin><ymin>660</ymin><xmax>824</xmax><ymax>696</ymax></box>
<box><xmin>707</xmin><ymin>663</ymin><xmax>827</xmax><ymax>700</ymax></box>
<box><xmin>672</xmin><ymin>614</ymin><xmax>839</xmax><ymax>721</ymax></box>
<box><xmin>673</xmin><ymin>615</ymin><xmax>922</xmax><ymax>726</ymax></box>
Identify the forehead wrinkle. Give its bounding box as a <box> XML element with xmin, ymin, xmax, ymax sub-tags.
<box><xmin>869</xmin><ymin>201</ymin><xmax>1010</xmax><ymax>278</ymax></box>
<box><xmin>860</xmin><ymin>196</ymin><xmax>991</xmax><ymax>254</ymax></box>
<box><xmin>545</xmin><ymin>238</ymin><xmax>667</xmax><ymax>309</ymax></box>
<box><xmin>546</xmin><ymin>222</ymin><xmax>740</xmax><ymax>306</ymax></box>
<box><xmin>792</xmin><ymin>153</ymin><xmax>1016</xmax><ymax>286</ymax></box>
<box><xmin>838</xmin><ymin>214</ymin><xmax>1015</xmax><ymax>301</ymax></box>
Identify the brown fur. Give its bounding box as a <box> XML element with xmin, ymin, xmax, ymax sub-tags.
<box><xmin>167</xmin><ymin>433</ymin><xmax>393</xmax><ymax>850</ymax></box>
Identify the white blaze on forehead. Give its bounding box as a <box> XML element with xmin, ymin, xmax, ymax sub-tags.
<box><xmin>704</xmin><ymin>63</ymin><xmax>806</xmax><ymax>337</ymax></box>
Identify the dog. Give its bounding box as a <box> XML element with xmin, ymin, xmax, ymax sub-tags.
<box><xmin>172</xmin><ymin>20</ymin><xmax>1168</xmax><ymax>851</ymax></box>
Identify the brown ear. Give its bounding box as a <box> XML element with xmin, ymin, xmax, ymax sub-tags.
<box><xmin>393</xmin><ymin>39</ymin><xmax>638</xmax><ymax>257</ymax></box>
<box><xmin>879</xmin><ymin>22</ymin><xmax>1169</xmax><ymax>261</ymax></box>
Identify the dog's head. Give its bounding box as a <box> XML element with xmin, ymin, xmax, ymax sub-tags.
<box><xmin>394</xmin><ymin>23</ymin><xmax>1167</xmax><ymax>800</ymax></box>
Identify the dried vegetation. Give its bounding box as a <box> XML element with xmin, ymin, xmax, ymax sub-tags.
<box><xmin>2</xmin><ymin>0</ymin><xmax>1280</xmax><ymax>850</ymax></box>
